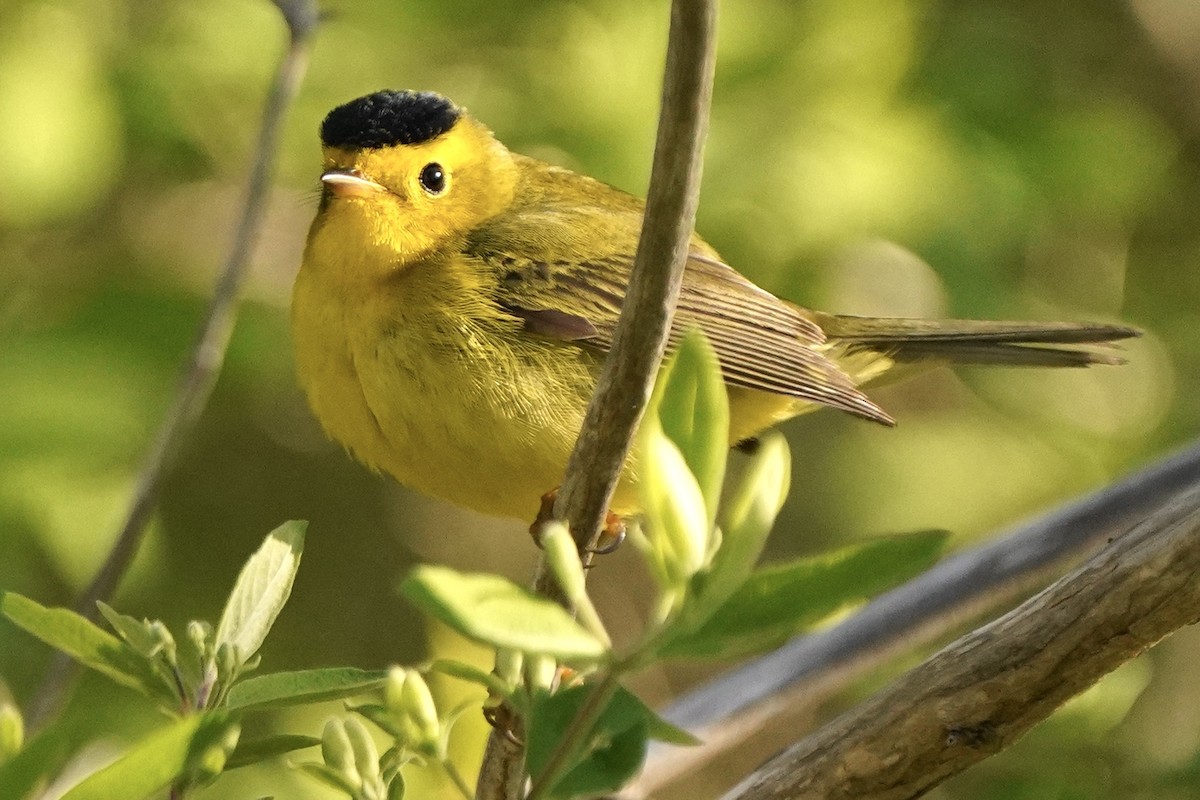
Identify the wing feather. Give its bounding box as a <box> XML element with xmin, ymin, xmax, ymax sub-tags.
<box><xmin>464</xmin><ymin>191</ymin><xmax>893</xmax><ymax>425</ymax></box>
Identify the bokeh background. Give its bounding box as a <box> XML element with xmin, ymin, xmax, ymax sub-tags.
<box><xmin>2</xmin><ymin>0</ymin><xmax>1198</xmax><ymax>797</ymax></box>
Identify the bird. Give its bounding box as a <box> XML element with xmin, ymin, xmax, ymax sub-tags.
<box><xmin>292</xmin><ymin>89</ymin><xmax>1138</xmax><ymax>521</ymax></box>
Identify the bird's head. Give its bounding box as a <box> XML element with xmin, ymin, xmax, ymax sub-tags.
<box><xmin>310</xmin><ymin>90</ymin><xmax>517</xmax><ymax>269</ymax></box>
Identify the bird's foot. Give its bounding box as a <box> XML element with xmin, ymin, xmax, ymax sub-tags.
<box><xmin>483</xmin><ymin>703</ymin><xmax>523</xmax><ymax>746</ymax></box>
<box><xmin>529</xmin><ymin>490</ymin><xmax>626</xmax><ymax>556</ymax></box>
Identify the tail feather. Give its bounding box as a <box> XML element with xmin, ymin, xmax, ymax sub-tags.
<box><xmin>815</xmin><ymin>313</ymin><xmax>1139</xmax><ymax>369</ymax></box>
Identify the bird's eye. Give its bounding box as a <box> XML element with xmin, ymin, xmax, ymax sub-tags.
<box><xmin>419</xmin><ymin>162</ymin><xmax>446</xmax><ymax>195</ymax></box>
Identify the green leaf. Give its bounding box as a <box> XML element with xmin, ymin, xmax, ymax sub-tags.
<box><xmin>399</xmin><ymin>566</ymin><xmax>607</xmax><ymax>662</ymax></box>
<box><xmin>428</xmin><ymin>658</ymin><xmax>512</xmax><ymax>697</ymax></box>
<box><xmin>226</xmin><ymin>734</ymin><xmax>320</xmax><ymax>770</ymax></box>
<box><xmin>639</xmin><ymin>424</ymin><xmax>710</xmax><ymax>586</ymax></box>
<box><xmin>527</xmin><ymin>685</ymin><xmax>654</xmax><ymax>798</ymax></box>
<box><xmin>294</xmin><ymin>761</ymin><xmax>358</xmax><ymax>794</ymax></box>
<box><xmin>96</xmin><ymin>601</ymin><xmax>167</xmax><ymax>659</ymax></box>
<box><xmin>60</xmin><ymin>713</ymin><xmax>237</xmax><ymax>800</ymax></box>
<box><xmin>384</xmin><ymin>667</ymin><xmax>440</xmax><ymax>752</ymax></box>
<box><xmin>214</xmin><ymin>520</ymin><xmax>307</xmax><ymax>667</ymax></box>
<box><xmin>682</xmin><ymin>433</ymin><xmax>791</xmax><ymax>628</ymax></box>
<box><xmin>0</xmin><ymin>719</ymin><xmax>75</xmax><ymax>800</ymax></box>
<box><xmin>0</xmin><ymin>704</ymin><xmax>23</xmax><ymax>764</ymax></box>
<box><xmin>1</xmin><ymin>593</ymin><xmax>166</xmax><ymax>700</ymax></box>
<box><xmin>653</xmin><ymin>330</ymin><xmax>729</xmax><ymax>525</ymax></box>
<box><xmin>662</xmin><ymin>531</ymin><xmax>950</xmax><ymax>659</ymax></box>
<box><xmin>342</xmin><ymin>716</ymin><xmax>381</xmax><ymax>784</ymax></box>
<box><xmin>226</xmin><ymin>667</ymin><xmax>387</xmax><ymax>711</ymax></box>
<box><xmin>643</xmin><ymin>712</ymin><xmax>701</xmax><ymax>747</ymax></box>
<box><xmin>539</xmin><ymin>521</ymin><xmax>588</xmax><ymax>610</ymax></box>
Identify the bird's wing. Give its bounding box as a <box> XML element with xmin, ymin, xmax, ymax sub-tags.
<box><xmin>464</xmin><ymin>210</ymin><xmax>893</xmax><ymax>425</ymax></box>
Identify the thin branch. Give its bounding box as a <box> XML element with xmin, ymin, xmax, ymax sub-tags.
<box><xmin>25</xmin><ymin>0</ymin><xmax>320</xmax><ymax>730</ymax></box>
<box><xmin>626</xmin><ymin>440</ymin><xmax>1200</xmax><ymax>794</ymax></box>
<box><xmin>475</xmin><ymin>718</ymin><xmax>528</xmax><ymax>800</ymax></box>
<box><xmin>526</xmin><ymin>672</ymin><xmax>622</xmax><ymax>800</ymax></box>
<box><xmin>723</xmin><ymin>476</ymin><xmax>1200</xmax><ymax>799</ymax></box>
<box><xmin>474</xmin><ymin>0</ymin><xmax>718</xmax><ymax>797</ymax></box>
<box><xmin>549</xmin><ymin>0</ymin><xmax>719</xmax><ymax>557</ymax></box>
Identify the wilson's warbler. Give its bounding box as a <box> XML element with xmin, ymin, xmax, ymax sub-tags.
<box><xmin>292</xmin><ymin>90</ymin><xmax>1137</xmax><ymax>520</ymax></box>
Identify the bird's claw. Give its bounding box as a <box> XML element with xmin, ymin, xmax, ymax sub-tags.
<box><xmin>529</xmin><ymin>490</ymin><xmax>627</xmax><ymax>557</ymax></box>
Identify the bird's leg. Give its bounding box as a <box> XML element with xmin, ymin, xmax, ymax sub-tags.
<box><xmin>528</xmin><ymin>489</ymin><xmax>559</xmax><ymax>546</ymax></box>
<box><xmin>529</xmin><ymin>489</ymin><xmax>627</xmax><ymax>556</ymax></box>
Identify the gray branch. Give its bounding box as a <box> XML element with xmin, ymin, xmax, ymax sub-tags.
<box><xmin>25</xmin><ymin>0</ymin><xmax>319</xmax><ymax>730</ymax></box>
<box><xmin>622</xmin><ymin>441</ymin><xmax>1200</xmax><ymax>796</ymax></box>
<box><xmin>474</xmin><ymin>1</ymin><xmax>718</xmax><ymax>797</ymax></box>
<box><xmin>549</xmin><ymin>0</ymin><xmax>718</xmax><ymax>555</ymax></box>
<box><xmin>724</xmin><ymin>466</ymin><xmax>1200</xmax><ymax>799</ymax></box>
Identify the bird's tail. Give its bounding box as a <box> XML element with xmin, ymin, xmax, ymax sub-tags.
<box><xmin>813</xmin><ymin>313</ymin><xmax>1140</xmax><ymax>369</ymax></box>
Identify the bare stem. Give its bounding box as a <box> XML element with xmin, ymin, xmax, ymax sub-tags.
<box><xmin>525</xmin><ymin>672</ymin><xmax>621</xmax><ymax>800</ymax></box>
<box><xmin>549</xmin><ymin>0</ymin><xmax>718</xmax><ymax>558</ymax></box>
<box><xmin>474</xmin><ymin>0</ymin><xmax>717</xmax><ymax>797</ymax></box>
<box><xmin>25</xmin><ymin>0</ymin><xmax>319</xmax><ymax>730</ymax></box>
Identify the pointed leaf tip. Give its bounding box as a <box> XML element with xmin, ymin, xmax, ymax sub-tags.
<box><xmin>399</xmin><ymin>566</ymin><xmax>607</xmax><ymax>661</ymax></box>
<box><xmin>214</xmin><ymin>521</ymin><xmax>307</xmax><ymax>668</ymax></box>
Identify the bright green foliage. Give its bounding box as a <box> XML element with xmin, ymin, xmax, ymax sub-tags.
<box><xmin>96</xmin><ymin>601</ymin><xmax>175</xmax><ymax>661</ymax></box>
<box><xmin>638</xmin><ymin>425</ymin><xmax>711</xmax><ymax>590</ymax></box>
<box><xmin>214</xmin><ymin>520</ymin><xmax>307</xmax><ymax>672</ymax></box>
<box><xmin>298</xmin><ymin>717</ymin><xmax>391</xmax><ymax>799</ymax></box>
<box><xmin>4</xmin><ymin>522</ymin><xmax>315</xmax><ymax>719</ymax></box>
<box><xmin>399</xmin><ymin>566</ymin><xmax>607</xmax><ymax>662</ymax></box>
<box><xmin>1</xmin><ymin>593</ymin><xmax>171</xmax><ymax>703</ymax></box>
<box><xmin>59</xmin><ymin>713</ymin><xmax>238</xmax><ymax>800</ymax></box>
<box><xmin>381</xmin><ymin>667</ymin><xmax>441</xmax><ymax>755</ymax></box>
<box><xmin>539</xmin><ymin>520</ymin><xmax>588</xmax><ymax>606</ymax></box>
<box><xmin>527</xmin><ymin>684</ymin><xmax>697</xmax><ymax>799</ymax></box>
<box><xmin>226</xmin><ymin>667</ymin><xmax>389</xmax><ymax>711</ymax></box>
<box><xmin>428</xmin><ymin>658</ymin><xmax>513</xmax><ymax>698</ymax></box>
<box><xmin>2</xmin><ymin>522</ymin><xmax>404</xmax><ymax>797</ymax></box>
<box><xmin>636</xmin><ymin>332</ymin><xmax>731</xmax><ymax>596</ymax></box>
<box><xmin>651</xmin><ymin>330</ymin><xmax>730</xmax><ymax>525</ymax></box>
<box><xmin>224</xmin><ymin>733</ymin><xmax>320</xmax><ymax>770</ymax></box>
<box><xmin>301</xmin><ymin>664</ymin><xmax>483</xmax><ymax>799</ymax></box>
<box><xmin>0</xmin><ymin>719</ymin><xmax>75</xmax><ymax>800</ymax></box>
<box><xmin>296</xmin><ymin>709</ymin><xmax>430</xmax><ymax>800</ymax></box>
<box><xmin>0</xmin><ymin>704</ymin><xmax>22</xmax><ymax>765</ymax></box>
<box><xmin>662</xmin><ymin>530</ymin><xmax>950</xmax><ymax>659</ymax></box>
<box><xmin>527</xmin><ymin>685</ymin><xmax>647</xmax><ymax>799</ymax></box>
<box><xmin>539</xmin><ymin>521</ymin><xmax>610</xmax><ymax>647</ymax></box>
<box><xmin>673</xmin><ymin>431</ymin><xmax>792</xmax><ymax>634</ymax></box>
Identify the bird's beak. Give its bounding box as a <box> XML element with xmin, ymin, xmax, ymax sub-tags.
<box><xmin>321</xmin><ymin>169</ymin><xmax>386</xmax><ymax>199</ymax></box>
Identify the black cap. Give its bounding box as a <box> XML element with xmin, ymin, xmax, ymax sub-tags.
<box><xmin>320</xmin><ymin>90</ymin><xmax>461</xmax><ymax>150</ymax></box>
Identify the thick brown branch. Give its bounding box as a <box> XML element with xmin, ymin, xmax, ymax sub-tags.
<box><xmin>724</xmin><ymin>481</ymin><xmax>1200</xmax><ymax>800</ymax></box>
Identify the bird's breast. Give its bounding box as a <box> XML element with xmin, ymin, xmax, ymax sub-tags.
<box><xmin>292</xmin><ymin>255</ymin><xmax>605</xmax><ymax>518</ymax></box>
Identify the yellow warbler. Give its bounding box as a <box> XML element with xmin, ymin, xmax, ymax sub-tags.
<box><xmin>292</xmin><ymin>90</ymin><xmax>1136</xmax><ymax>520</ymax></box>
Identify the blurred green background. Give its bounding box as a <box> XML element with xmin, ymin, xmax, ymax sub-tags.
<box><xmin>1</xmin><ymin>0</ymin><xmax>1198</xmax><ymax>797</ymax></box>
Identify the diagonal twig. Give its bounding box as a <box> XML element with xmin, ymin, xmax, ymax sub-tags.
<box><xmin>548</xmin><ymin>0</ymin><xmax>719</xmax><ymax>559</ymax></box>
<box><xmin>473</xmin><ymin>1</ymin><xmax>718</xmax><ymax>797</ymax></box>
<box><xmin>626</xmin><ymin>440</ymin><xmax>1200</xmax><ymax>795</ymax></box>
<box><xmin>25</xmin><ymin>0</ymin><xmax>320</xmax><ymax>730</ymax></box>
<box><xmin>724</xmin><ymin>470</ymin><xmax>1200</xmax><ymax>799</ymax></box>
